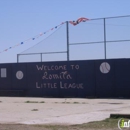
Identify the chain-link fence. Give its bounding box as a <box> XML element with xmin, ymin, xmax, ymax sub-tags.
<box><xmin>17</xmin><ymin>15</ymin><xmax>130</xmax><ymax>63</ymax></box>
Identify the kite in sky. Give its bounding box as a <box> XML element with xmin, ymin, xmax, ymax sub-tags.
<box><xmin>69</xmin><ymin>17</ymin><xmax>89</xmax><ymax>26</ymax></box>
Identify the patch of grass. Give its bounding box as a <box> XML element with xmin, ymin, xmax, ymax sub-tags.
<box><xmin>73</xmin><ymin>102</ymin><xmax>79</xmax><ymax>104</ymax></box>
<box><xmin>25</xmin><ymin>101</ymin><xmax>45</xmax><ymax>103</ymax></box>
<box><xmin>82</xmin><ymin>102</ymin><xmax>87</xmax><ymax>104</ymax></box>
<box><xmin>34</xmin><ymin>124</ymin><xmax>68</xmax><ymax>130</ymax></box>
<box><xmin>76</xmin><ymin>118</ymin><xmax>120</xmax><ymax>129</ymax></box>
<box><xmin>40</xmin><ymin>101</ymin><xmax>45</xmax><ymax>103</ymax></box>
<box><xmin>25</xmin><ymin>101</ymin><xmax>39</xmax><ymax>103</ymax></box>
<box><xmin>33</xmin><ymin>118</ymin><xmax>120</xmax><ymax>129</ymax></box>
<box><xmin>62</xmin><ymin>102</ymin><xmax>71</xmax><ymax>104</ymax></box>
<box><xmin>31</xmin><ymin>109</ymin><xmax>38</xmax><ymax>111</ymax></box>
<box><xmin>99</xmin><ymin>102</ymin><xmax>123</xmax><ymax>105</ymax></box>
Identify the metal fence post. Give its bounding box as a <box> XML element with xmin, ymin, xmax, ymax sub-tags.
<box><xmin>66</xmin><ymin>21</ymin><xmax>69</xmax><ymax>61</ymax></box>
<box><xmin>41</xmin><ymin>53</ymin><xmax>42</xmax><ymax>62</ymax></box>
<box><xmin>104</xmin><ymin>18</ymin><xmax>107</xmax><ymax>59</ymax></box>
<box><xmin>17</xmin><ymin>54</ymin><xmax>19</xmax><ymax>63</ymax></box>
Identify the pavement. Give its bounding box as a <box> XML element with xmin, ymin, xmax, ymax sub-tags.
<box><xmin>0</xmin><ymin>97</ymin><xmax>129</xmax><ymax>125</ymax></box>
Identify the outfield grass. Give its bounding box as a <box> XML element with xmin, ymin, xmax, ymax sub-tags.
<box><xmin>0</xmin><ymin>118</ymin><xmax>126</xmax><ymax>130</ymax></box>
<box><xmin>33</xmin><ymin>118</ymin><xmax>121</xmax><ymax>130</ymax></box>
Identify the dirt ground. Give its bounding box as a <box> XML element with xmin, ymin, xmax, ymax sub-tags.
<box><xmin>0</xmin><ymin>97</ymin><xmax>129</xmax><ymax>130</ymax></box>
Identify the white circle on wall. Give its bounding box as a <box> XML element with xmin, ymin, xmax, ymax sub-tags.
<box><xmin>100</xmin><ymin>62</ymin><xmax>110</xmax><ymax>74</ymax></box>
<box><xmin>16</xmin><ymin>71</ymin><xmax>24</xmax><ymax>80</ymax></box>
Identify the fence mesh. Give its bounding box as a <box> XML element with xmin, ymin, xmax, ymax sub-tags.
<box><xmin>18</xmin><ymin>15</ymin><xmax>130</xmax><ymax>62</ymax></box>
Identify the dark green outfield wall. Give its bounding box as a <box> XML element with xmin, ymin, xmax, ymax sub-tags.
<box><xmin>0</xmin><ymin>59</ymin><xmax>129</xmax><ymax>98</ymax></box>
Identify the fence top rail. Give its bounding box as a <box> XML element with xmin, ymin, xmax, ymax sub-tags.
<box><xmin>69</xmin><ymin>39</ymin><xmax>130</xmax><ymax>45</ymax></box>
<box><xmin>18</xmin><ymin>51</ymin><xmax>67</xmax><ymax>56</ymax></box>
<box><xmin>75</xmin><ymin>15</ymin><xmax>130</xmax><ymax>21</ymax></box>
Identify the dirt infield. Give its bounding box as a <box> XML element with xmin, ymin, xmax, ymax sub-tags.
<box><xmin>0</xmin><ymin>97</ymin><xmax>129</xmax><ymax>129</ymax></box>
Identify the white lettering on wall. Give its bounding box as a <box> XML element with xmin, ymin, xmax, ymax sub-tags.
<box><xmin>36</xmin><ymin>65</ymin><xmax>67</xmax><ymax>71</ymax></box>
<box><xmin>42</xmin><ymin>71</ymin><xmax>72</xmax><ymax>80</ymax></box>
